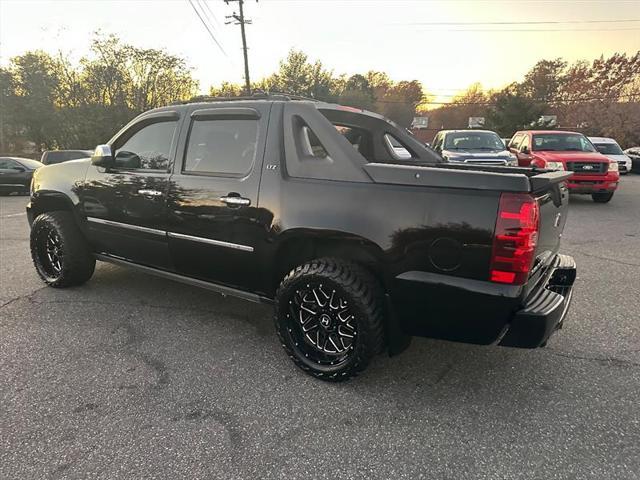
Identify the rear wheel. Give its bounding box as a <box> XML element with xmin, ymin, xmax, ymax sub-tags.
<box><xmin>30</xmin><ymin>211</ymin><xmax>95</xmax><ymax>287</ymax></box>
<box><xmin>274</xmin><ymin>258</ymin><xmax>386</xmax><ymax>382</ymax></box>
<box><xmin>592</xmin><ymin>192</ymin><xmax>614</xmax><ymax>203</ymax></box>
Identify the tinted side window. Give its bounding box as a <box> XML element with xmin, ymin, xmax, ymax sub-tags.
<box><xmin>0</xmin><ymin>158</ymin><xmax>18</xmax><ymax>169</ymax></box>
<box><xmin>184</xmin><ymin>119</ymin><xmax>258</xmax><ymax>175</ymax></box>
<box><xmin>116</xmin><ymin>121</ymin><xmax>177</xmax><ymax>170</ymax></box>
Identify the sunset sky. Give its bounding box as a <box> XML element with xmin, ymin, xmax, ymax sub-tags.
<box><xmin>1</xmin><ymin>0</ymin><xmax>639</xmax><ymax>102</ymax></box>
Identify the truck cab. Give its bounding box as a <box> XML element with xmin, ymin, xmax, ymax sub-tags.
<box><xmin>508</xmin><ymin>130</ymin><xmax>619</xmax><ymax>203</ymax></box>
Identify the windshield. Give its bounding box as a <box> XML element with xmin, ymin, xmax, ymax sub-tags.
<box><xmin>532</xmin><ymin>133</ymin><xmax>596</xmax><ymax>152</ymax></box>
<box><xmin>593</xmin><ymin>143</ymin><xmax>624</xmax><ymax>155</ymax></box>
<box><xmin>17</xmin><ymin>158</ymin><xmax>44</xmax><ymax>169</ymax></box>
<box><xmin>444</xmin><ymin>131</ymin><xmax>504</xmax><ymax>150</ymax></box>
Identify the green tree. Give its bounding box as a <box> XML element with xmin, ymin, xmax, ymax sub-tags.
<box><xmin>209</xmin><ymin>81</ymin><xmax>244</xmax><ymax>97</ymax></box>
<box><xmin>338</xmin><ymin>74</ymin><xmax>375</xmax><ymax>110</ymax></box>
<box><xmin>520</xmin><ymin>59</ymin><xmax>567</xmax><ymax>102</ymax></box>
<box><xmin>10</xmin><ymin>51</ymin><xmax>61</xmax><ymax>150</ymax></box>
<box><xmin>377</xmin><ymin>80</ymin><xmax>425</xmax><ymax>127</ymax></box>
<box><xmin>484</xmin><ymin>85</ymin><xmax>546</xmax><ymax>136</ymax></box>
<box><xmin>0</xmin><ymin>67</ymin><xmax>20</xmax><ymax>152</ymax></box>
<box><xmin>261</xmin><ymin>50</ymin><xmax>336</xmax><ymax>100</ymax></box>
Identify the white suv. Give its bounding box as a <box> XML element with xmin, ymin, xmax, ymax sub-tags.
<box><xmin>588</xmin><ymin>137</ymin><xmax>632</xmax><ymax>174</ymax></box>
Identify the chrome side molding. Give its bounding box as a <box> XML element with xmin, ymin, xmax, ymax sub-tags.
<box><xmin>86</xmin><ymin>217</ymin><xmax>166</xmax><ymax>236</ymax></box>
<box><xmin>87</xmin><ymin>217</ymin><xmax>255</xmax><ymax>252</ymax></box>
<box><xmin>167</xmin><ymin>231</ymin><xmax>254</xmax><ymax>252</ymax></box>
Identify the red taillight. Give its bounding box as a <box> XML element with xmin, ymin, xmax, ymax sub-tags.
<box><xmin>490</xmin><ymin>193</ymin><xmax>540</xmax><ymax>285</ymax></box>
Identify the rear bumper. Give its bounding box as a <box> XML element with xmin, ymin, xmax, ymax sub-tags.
<box><xmin>498</xmin><ymin>254</ymin><xmax>576</xmax><ymax>348</ymax></box>
<box><xmin>391</xmin><ymin>254</ymin><xmax>576</xmax><ymax>348</ymax></box>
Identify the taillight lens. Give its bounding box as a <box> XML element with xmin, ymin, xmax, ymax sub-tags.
<box><xmin>490</xmin><ymin>193</ymin><xmax>540</xmax><ymax>285</ymax></box>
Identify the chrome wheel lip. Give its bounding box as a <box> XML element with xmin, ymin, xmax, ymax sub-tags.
<box><xmin>285</xmin><ymin>280</ymin><xmax>358</xmax><ymax>368</ymax></box>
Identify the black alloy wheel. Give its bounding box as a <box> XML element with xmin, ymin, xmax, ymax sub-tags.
<box><xmin>287</xmin><ymin>282</ymin><xmax>358</xmax><ymax>367</ymax></box>
<box><xmin>275</xmin><ymin>258</ymin><xmax>386</xmax><ymax>381</ymax></box>
<box><xmin>30</xmin><ymin>211</ymin><xmax>96</xmax><ymax>287</ymax></box>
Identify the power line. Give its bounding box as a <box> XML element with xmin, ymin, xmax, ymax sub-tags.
<box><xmin>411</xmin><ymin>27</ymin><xmax>640</xmax><ymax>32</ymax></box>
<box><xmin>199</xmin><ymin>0</ymin><xmax>224</xmax><ymax>30</ymax></box>
<box><xmin>187</xmin><ymin>0</ymin><xmax>230</xmax><ymax>59</ymax></box>
<box><xmin>401</xmin><ymin>18</ymin><xmax>640</xmax><ymax>26</ymax></box>
<box><xmin>196</xmin><ymin>0</ymin><xmax>221</xmax><ymax>33</ymax></box>
<box><xmin>375</xmin><ymin>94</ymin><xmax>639</xmax><ymax>106</ymax></box>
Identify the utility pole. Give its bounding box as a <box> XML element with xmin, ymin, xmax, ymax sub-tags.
<box><xmin>225</xmin><ymin>0</ymin><xmax>256</xmax><ymax>95</ymax></box>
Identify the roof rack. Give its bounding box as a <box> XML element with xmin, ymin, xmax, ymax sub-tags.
<box><xmin>171</xmin><ymin>91</ymin><xmax>323</xmax><ymax>106</ymax></box>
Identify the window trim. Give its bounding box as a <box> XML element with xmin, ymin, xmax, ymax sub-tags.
<box><xmin>111</xmin><ymin>114</ymin><xmax>180</xmax><ymax>173</ymax></box>
<box><xmin>191</xmin><ymin>107</ymin><xmax>260</xmax><ymax>120</ymax></box>
<box><xmin>180</xmin><ymin>116</ymin><xmax>260</xmax><ymax>179</ymax></box>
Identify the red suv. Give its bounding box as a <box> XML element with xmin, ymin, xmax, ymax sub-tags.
<box><xmin>508</xmin><ymin>130</ymin><xmax>619</xmax><ymax>203</ymax></box>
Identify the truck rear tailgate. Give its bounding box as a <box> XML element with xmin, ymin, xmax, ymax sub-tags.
<box><xmin>527</xmin><ymin>171</ymin><xmax>572</xmax><ymax>294</ymax></box>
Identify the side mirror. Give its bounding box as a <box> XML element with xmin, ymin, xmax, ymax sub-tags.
<box><xmin>114</xmin><ymin>151</ymin><xmax>141</xmax><ymax>169</ymax></box>
<box><xmin>91</xmin><ymin>144</ymin><xmax>114</xmax><ymax>168</ymax></box>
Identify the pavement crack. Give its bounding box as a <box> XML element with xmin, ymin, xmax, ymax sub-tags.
<box><xmin>0</xmin><ymin>285</ymin><xmax>48</xmax><ymax>310</ymax></box>
<box><xmin>545</xmin><ymin>348</ymin><xmax>640</xmax><ymax>368</ymax></box>
<box><xmin>431</xmin><ymin>363</ymin><xmax>453</xmax><ymax>386</ymax></box>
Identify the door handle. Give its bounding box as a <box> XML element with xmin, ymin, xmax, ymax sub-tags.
<box><xmin>220</xmin><ymin>195</ymin><xmax>251</xmax><ymax>207</ymax></box>
<box><xmin>138</xmin><ymin>189</ymin><xmax>163</xmax><ymax>197</ymax></box>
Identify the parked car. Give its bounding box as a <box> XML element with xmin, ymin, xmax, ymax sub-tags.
<box><xmin>431</xmin><ymin>130</ymin><xmax>518</xmax><ymax>166</ymax></box>
<box><xmin>588</xmin><ymin>137</ymin><xmax>632</xmax><ymax>174</ymax></box>
<box><xmin>0</xmin><ymin>157</ymin><xmax>43</xmax><ymax>194</ymax></box>
<box><xmin>624</xmin><ymin>147</ymin><xmax>640</xmax><ymax>173</ymax></box>
<box><xmin>508</xmin><ymin>130</ymin><xmax>619</xmax><ymax>203</ymax></box>
<box><xmin>40</xmin><ymin>149</ymin><xmax>93</xmax><ymax>165</ymax></box>
<box><xmin>27</xmin><ymin>96</ymin><xmax>576</xmax><ymax>381</ymax></box>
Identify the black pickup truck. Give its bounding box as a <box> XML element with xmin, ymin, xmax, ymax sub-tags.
<box><xmin>27</xmin><ymin>95</ymin><xmax>576</xmax><ymax>381</ymax></box>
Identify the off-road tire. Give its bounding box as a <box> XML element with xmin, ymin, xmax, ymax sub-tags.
<box><xmin>30</xmin><ymin>211</ymin><xmax>95</xmax><ymax>287</ymax></box>
<box><xmin>592</xmin><ymin>192</ymin><xmax>614</xmax><ymax>203</ymax></box>
<box><xmin>274</xmin><ymin>258</ymin><xmax>386</xmax><ymax>382</ymax></box>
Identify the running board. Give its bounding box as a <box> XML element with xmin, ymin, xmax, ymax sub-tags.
<box><xmin>94</xmin><ymin>254</ymin><xmax>273</xmax><ymax>305</ymax></box>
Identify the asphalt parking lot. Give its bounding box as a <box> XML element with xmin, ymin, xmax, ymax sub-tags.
<box><xmin>1</xmin><ymin>177</ymin><xmax>639</xmax><ymax>480</ymax></box>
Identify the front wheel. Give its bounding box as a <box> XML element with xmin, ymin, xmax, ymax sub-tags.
<box><xmin>30</xmin><ymin>211</ymin><xmax>96</xmax><ymax>287</ymax></box>
<box><xmin>274</xmin><ymin>258</ymin><xmax>386</xmax><ymax>382</ymax></box>
<box><xmin>592</xmin><ymin>192</ymin><xmax>614</xmax><ymax>203</ymax></box>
